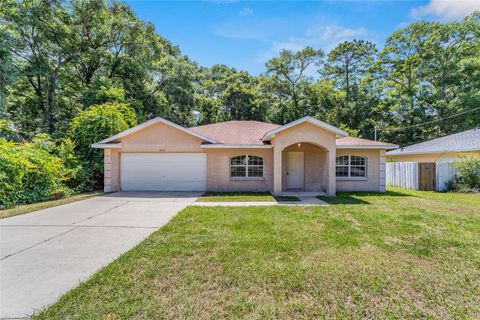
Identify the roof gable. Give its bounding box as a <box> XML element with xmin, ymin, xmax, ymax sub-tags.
<box><xmin>94</xmin><ymin>117</ymin><xmax>218</xmax><ymax>147</ymax></box>
<box><xmin>262</xmin><ymin>116</ymin><xmax>348</xmax><ymax>140</ymax></box>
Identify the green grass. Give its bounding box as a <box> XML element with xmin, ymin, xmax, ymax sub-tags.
<box><xmin>0</xmin><ymin>192</ymin><xmax>102</xmax><ymax>219</ymax></box>
<box><xmin>198</xmin><ymin>192</ymin><xmax>276</xmax><ymax>202</ymax></box>
<box><xmin>35</xmin><ymin>188</ymin><xmax>480</xmax><ymax>319</ymax></box>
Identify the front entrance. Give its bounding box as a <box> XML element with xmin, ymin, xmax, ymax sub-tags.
<box><xmin>286</xmin><ymin>152</ymin><xmax>304</xmax><ymax>189</ymax></box>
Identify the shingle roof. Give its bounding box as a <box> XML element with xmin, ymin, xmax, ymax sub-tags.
<box><xmin>387</xmin><ymin>128</ymin><xmax>480</xmax><ymax>156</ymax></box>
<box><xmin>190</xmin><ymin>120</ymin><xmax>395</xmax><ymax>148</ymax></box>
<box><xmin>336</xmin><ymin>137</ymin><xmax>398</xmax><ymax>149</ymax></box>
<box><xmin>190</xmin><ymin>121</ymin><xmax>280</xmax><ymax>145</ymax></box>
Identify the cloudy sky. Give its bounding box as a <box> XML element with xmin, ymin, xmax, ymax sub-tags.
<box><xmin>126</xmin><ymin>0</ymin><xmax>480</xmax><ymax>74</ymax></box>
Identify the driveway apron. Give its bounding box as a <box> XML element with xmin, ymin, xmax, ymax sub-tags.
<box><xmin>0</xmin><ymin>192</ymin><xmax>201</xmax><ymax>319</ymax></box>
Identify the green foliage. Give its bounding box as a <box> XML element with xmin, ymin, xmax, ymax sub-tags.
<box><xmin>0</xmin><ymin>119</ymin><xmax>21</xmax><ymax>141</ymax></box>
<box><xmin>0</xmin><ymin>138</ymin><xmax>73</xmax><ymax>209</ymax></box>
<box><xmin>448</xmin><ymin>156</ymin><xmax>480</xmax><ymax>192</ymax></box>
<box><xmin>69</xmin><ymin>102</ymin><xmax>137</xmax><ymax>185</ymax></box>
<box><xmin>266</xmin><ymin>47</ymin><xmax>325</xmax><ymax>123</ymax></box>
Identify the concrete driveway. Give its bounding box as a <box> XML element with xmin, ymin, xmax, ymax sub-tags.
<box><xmin>0</xmin><ymin>192</ymin><xmax>201</xmax><ymax>319</ymax></box>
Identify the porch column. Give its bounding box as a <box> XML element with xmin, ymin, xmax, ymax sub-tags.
<box><xmin>326</xmin><ymin>149</ymin><xmax>336</xmax><ymax>196</ymax></box>
<box><xmin>273</xmin><ymin>146</ymin><xmax>282</xmax><ymax>195</ymax></box>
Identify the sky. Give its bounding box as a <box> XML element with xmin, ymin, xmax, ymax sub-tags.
<box><xmin>125</xmin><ymin>0</ymin><xmax>480</xmax><ymax>75</ymax></box>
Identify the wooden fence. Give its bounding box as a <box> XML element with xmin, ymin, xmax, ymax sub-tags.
<box><xmin>436</xmin><ymin>162</ymin><xmax>457</xmax><ymax>191</ymax></box>
<box><xmin>386</xmin><ymin>162</ymin><xmax>457</xmax><ymax>191</ymax></box>
<box><xmin>386</xmin><ymin>162</ymin><xmax>419</xmax><ymax>190</ymax></box>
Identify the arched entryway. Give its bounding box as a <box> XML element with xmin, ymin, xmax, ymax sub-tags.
<box><xmin>281</xmin><ymin>142</ymin><xmax>328</xmax><ymax>192</ymax></box>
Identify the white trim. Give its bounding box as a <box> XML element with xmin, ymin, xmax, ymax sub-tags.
<box><xmin>387</xmin><ymin>147</ymin><xmax>480</xmax><ymax>156</ymax></box>
<box><xmin>262</xmin><ymin>116</ymin><xmax>348</xmax><ymax>140</ymax></box>
<box><xmin>337</xmin><ymin>145</ymin><xmax>398</xmax><ymax>150</ymax></box>
<box><xmin>91</xmin><ymin>143</ymin><xmax>122</xmax><ymax>149</ymax></box>
<box><xmin>201</xmin><ymin>144</ymin><xmax>272</xmax><ymax>149</ymax></box>
<box><xmin>95</xmin><ymin>117</ymin><xmax>218</xmax><ymax>145</ymax></box>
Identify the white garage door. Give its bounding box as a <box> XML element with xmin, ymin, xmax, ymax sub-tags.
<box><xmin>121</xmin><ymin>153</ymin><xmax>207</xmax><ymax>191</ymax></box>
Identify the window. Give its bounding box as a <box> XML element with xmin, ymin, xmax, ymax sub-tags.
<box><xmin>336</xmin><ymin>155</ymin><xmax>367</xmax><ymax>178</ymax></box>
<box><xmin>230</xmin><ymin>155</ymin><xmax>264</xmax><ymax>178</ymax></box>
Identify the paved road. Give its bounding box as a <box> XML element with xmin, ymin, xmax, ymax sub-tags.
<box><xmin>0</xmin><ymin>192</ymin><xmax>201</xmax><ymax>319</ymax></box>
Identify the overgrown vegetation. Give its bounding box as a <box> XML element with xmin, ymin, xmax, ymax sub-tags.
<box><xmin>0</xmin><ymin>102</ymin><xmax>135</xmax><ymax>208</ymax></box>
<box><xmin>0</xmin><ymin>136</ymin><xmax>73</xmax><ymax>209</ymax></box>
<box><xmin>34</xmin><ymin>188</ymin><xmax>480</xmax><ymax>319</ymax></box>
<box><xmin>448</xmin><ymin>156</ymin><xmax>480</xmax><ymax>192</ymax></box>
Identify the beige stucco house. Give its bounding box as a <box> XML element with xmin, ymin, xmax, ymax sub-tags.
<box><xmin>93</xmin><ymin>116</ymin><xmax>398</xmax><ymax>196</ymax></box>
<box><xmin>387</xmin><ymin>128</ymin><xmax>480</xmax><ymax>163</ymax></box>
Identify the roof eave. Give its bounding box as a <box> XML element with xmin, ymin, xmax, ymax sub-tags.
<box><xmin>91</xmin><ymin>143</ymin><xmax>122</xmax><ymax>149</ymax></box>
<box><xmin>337</xmin><ymin>145</ymin><xmax>399</xmax><ymax>150</ymax></box>
<box><xmin>387</xmin><ymin>147</ymin><xmax>480</xmax><ymax>156</ymax></box>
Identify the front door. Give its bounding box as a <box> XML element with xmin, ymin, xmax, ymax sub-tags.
<box><xmin>286</xmin><ymin>152</ymin><xmax>304</xmax><ymax>189</ymax></box>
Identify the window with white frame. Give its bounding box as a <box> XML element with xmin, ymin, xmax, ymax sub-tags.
<box><xmin>336</xmin><ymin>155</ymin><xmax>367</xmax><ymax>178</ymax></box>
<box><xmin>230</xmin><ymin>155</ymin><xmax>264</xmax><ymax>178</ymax></box>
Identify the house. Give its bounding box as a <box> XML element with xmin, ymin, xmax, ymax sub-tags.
<box><xmin>387</xmin><ymin>128</ymin><xmax>480</xmax><ymax>163</ymax></box>
<box><xmin>92</xmin><ymin>116</ymin><xmax>398</xmax><ymax>196</ymax></box>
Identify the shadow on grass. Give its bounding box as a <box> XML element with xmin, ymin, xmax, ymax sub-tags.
<box><xmin>317</xmin><ymin>190</ymin><xmax>413</xmax><ymax>205</ymax></box>
<box><xmin>201</xmin><ymin>192</ymin><xmax>272</xmax><ymax>198</ymax></box>
<box><xmin>274</xmin><ymin>196</ymin><xmax>300</xmax><ymax>202</ymax></box>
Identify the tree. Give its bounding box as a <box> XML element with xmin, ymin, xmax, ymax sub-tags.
<box><xmin>265</xmin><ymin>47</ymin><xmax>324</xmax><ymax>123</ymax></box>
<box><xmin>1</xmin><ymin>0</ymin><xmax>189</xmax><ymax>137</ymax></box>
<box><xmin>323</xmin><ymin>40</ymin><xmax>377</xmax><ymax>101</ymax></box>
<box><xmin>69</xmin><ymin>102</ymin><xmax>137</xmax><ymax>185</ymax></box>
<box><xmin>322</xmin><ymin>40</ymin><xmax>380</xmax><ymax>138</ymax></box>
<box><xmin>196</xmin><ymin>64</ymin><xmax>267</xmax><ymax>123</ymax></box>
<box><xmin>375</xmin><ymin>14</ymin><xmax>480</xmax><ymax>145</ymax></box>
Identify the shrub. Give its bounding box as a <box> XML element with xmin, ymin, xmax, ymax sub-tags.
<box><xmin>0</xmin><ymin>138</ymin><xmax>74</xmax><ymax>209</ymax></box>
<box><xmin>69</xmin><ymin>102</ymin><xmax>137</xmax><ymax>186</ymax></box>
<box><xmin>448</xmin><ymin>156</ymin><xmax>480</xmax><ymax>192</ymax></box>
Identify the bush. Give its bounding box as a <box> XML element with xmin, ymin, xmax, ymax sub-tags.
<box><xmin>0</xmin><ymin>138</ymin><xmax>74</xmax><ymax>209</ymax></box>
<box><xmin>448</xmin><ymin>156</ymin><xmax>480</xmax><ymax>192</ymax></box>
<box><xmin>69</xmin><ymin>102</ymin><xmax>137</xmax><ymax>186</ymax></box>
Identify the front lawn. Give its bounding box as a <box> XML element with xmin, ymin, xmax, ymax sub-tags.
<box><xmin>0</xmin><ymin>192</ymin><xmax>101</xmax><ymax>219</ymax></box>
<box><xmin>35</xmin><ymin>188</ymin><xmax>480</xmax><ymax>319</ymax></box>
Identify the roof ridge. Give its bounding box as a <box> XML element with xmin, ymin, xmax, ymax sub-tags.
<box><xmin>189</xmin><ymin>119</ymin><xmax>279</xmax><ymax>129</ymax></box>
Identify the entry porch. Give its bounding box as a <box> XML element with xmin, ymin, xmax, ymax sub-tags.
<box><xmin>273</xmin><ymin>141</ymin><xmax>336</xmax><ymax>196</ymax></box>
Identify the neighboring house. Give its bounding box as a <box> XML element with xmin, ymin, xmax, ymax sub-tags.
<box><xmin>387</xmin><ymin>128</ymin><xmax>480</xmax><ymax>163</ymax></box>
<box><xmin>92</xmin><ymin>116</ymin><xmax>398</xmax><ymax>196</ymax></box>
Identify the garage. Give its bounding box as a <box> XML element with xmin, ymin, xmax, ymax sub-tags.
<box><xmin>120</xmin><ymin>153</ymin><xmax>207</xmax><ymax>191</ymax></box>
